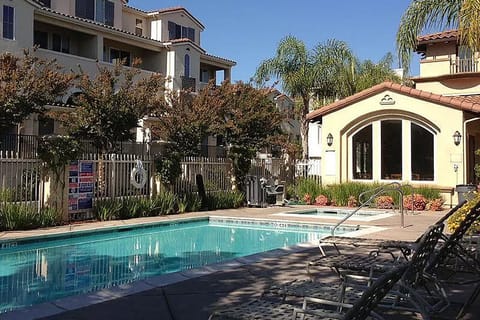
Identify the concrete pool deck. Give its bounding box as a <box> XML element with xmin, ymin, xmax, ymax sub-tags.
<box><xmin>1</xmin><ymin>205</ymin><xmax>479</xmax><ymax>319</ymax></box>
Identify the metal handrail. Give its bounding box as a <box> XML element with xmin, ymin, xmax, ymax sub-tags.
<box><xmin>331</xmin><ymin>182</ymin><xmax>406</xmax><ymax>236</ymax></box>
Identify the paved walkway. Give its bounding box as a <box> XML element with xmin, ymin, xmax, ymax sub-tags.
<box><xmin>1</xmin><ymin>206</ymin><xmax>479</xmax><ymax>319</ymax></box>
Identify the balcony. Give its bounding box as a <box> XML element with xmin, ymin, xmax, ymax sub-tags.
<box><xmin>451</xmin><ymin>58</ymin><xmax>478</xmax><ymax>74</ymax></box>
<box><xmin>35</xmin><ymin>49</ymin><xmax>155</xmax><ymax>80</ymax></box>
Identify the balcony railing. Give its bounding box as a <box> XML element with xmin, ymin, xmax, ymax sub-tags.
<box><xmin>451</xmin><ymin>58</ymin><xmax>478</xmax><ymax>74</ymax></box>
<box><xmin>0</xmin><ymin>134</ymin><xmax>39</xmax><ymax>158</ymax></box>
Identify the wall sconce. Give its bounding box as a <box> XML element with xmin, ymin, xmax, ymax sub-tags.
<box><xmin>326</xmin><ymin>133</ymin><xmax>333</xmax><ymax>147</ymax></box>
<box><xmin>453</xmin><ymin>130</ymin><xmax>462</xmax><ymax>146</ymax></box>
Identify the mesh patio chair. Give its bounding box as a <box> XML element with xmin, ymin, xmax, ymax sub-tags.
<box><xmin>310</xmin><ymin>199</ymin><xmax>480</xmax><ymax>278</ymax></box>
<box><xmin>268</xmin><ymin>223</ymin><xmax>445</xmax><ymax>319</ymax></box>
<box><xmin>306</xmin><ymin>200</ymin><xmax>480</xmax><ymax>319</ymax></box>
<box><xmin>318</xmin><ymin>200</ymin><xmax>467</xmax><ymax>259</ymax></box>
<box><xmin>208</xmin><ymin>264</ymin><xmax>409</xmax><ymax>320</ymax></box>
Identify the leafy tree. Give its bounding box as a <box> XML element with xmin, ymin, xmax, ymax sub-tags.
<box><xmin>397</xmin><ymin>0</ymin><xmax>480</xmax><ymax>73</ymax></box>
<box><xmin>202</xmin><ymin>81</ymin><xmax>283</xmax><ymax>192</ymax></box>
<box><xmin>150</xmin><ymin>89</ymin><xmax>212</xmax><ymax>156</ymax></box>
<box><xmin>55</xmin><ymin>61</ymin><xmax>166</xmax><ymax>152</ymax></box>
<box><xmin>0</xmin><ymin>49</ymin><xmax>74</xmax><ymax>131</ymax></box>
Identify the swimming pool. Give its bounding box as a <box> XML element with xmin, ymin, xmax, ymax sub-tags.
<box><xmin>0</xmin><ymin>217</ymin><xmax>357</xmax><ymax>314</ymax></box>
<box><xmin>274</xmin><ymin>208</ymin><xmax>394</xmax><ymax>221</ymax></box>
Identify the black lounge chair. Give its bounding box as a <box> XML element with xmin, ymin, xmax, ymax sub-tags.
<box><xmin>319</xmin><ymin>200</ymin><xmax>467</xmax><ymax>259</ymax></box>
<box><xmin>208</xmin><ymin>264</ymin><xmax>409</xmax><ymax>320</ymax></box>
<box><xmin>270</xmin><ymin>223</ymin><xmax>445</xmax><ymax>319</ymax></box>
<box><xmin>306</xmin><ymin>199</ymin><xmax>480</xmax><ymax>319</ymax></box>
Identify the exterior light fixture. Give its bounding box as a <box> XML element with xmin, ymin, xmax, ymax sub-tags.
<box><xmin>326</xmin><ymin>133</ymin><xmax>333</xmax><ymax>147</ymax></box>
<box><xmin>453</xmin><ymin>130</ymin><xmax>462</xmax><ymax>146</ymax></box>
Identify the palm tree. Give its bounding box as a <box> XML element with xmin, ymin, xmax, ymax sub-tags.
<box><xmin>255</xmin><ymin>36</ymin><xmax>355</xmax><ymax>159</ymax></box>
<box><xmin>354</xmin><ymin>53</ymin><xmax>401</xmax><ymax>92</ymax></box>
<box><xmin>397</xmin><ymin>0</ymin><xmax>480</xmax><ymax>74</ymax></box>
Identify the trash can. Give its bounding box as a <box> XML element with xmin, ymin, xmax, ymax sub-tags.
<box><xmin>455</xmin><ymin>184</ymin><xmax>477</xmax><ymax>203</ymax></box>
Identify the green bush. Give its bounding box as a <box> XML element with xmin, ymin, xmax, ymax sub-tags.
<box><xmin>205</xmin><ymin>191</ymin><xmax>244</xmax><ymax>210</ymax></box>
<box><xmin>0</xmin><ymin>204</ymin><xmax>62</xmax><ymax>231</ymax></box>
<box><xmin>118</xmin><ymin>197</ymin><xmax>151</xmax><ymax>219</ymax></box>
<box><xmin>327</xmin><ymin>182</ymin><xmax>373</xmax><ymax>206</ymax></box>
<box><xmin>406</xmin><ymin>185</ymin><xmax>441</xmax><ymax>200</ymax></box>
<box><xmin>151</xmin><ymin>191</ymin><xmax>177</xmax><ymax>215</ymax></box>
<box><xmin>93</xmin><ymin>198</ymin><xmax>122</xmax><ymax>221</ymax></box>
<box><xmin>178</xmin><ymin>193</ymin><xmax>202</xmax><ymax>213</ymax></box>
<box><xmin>291</xmin><ymin>178</ymin><xmax>324</xmax><ymax>200</ymax></box>
<box><xmin>289</xmin><ymin>180</ymin><xmax>443</xmax><ymax>208</ymax></box>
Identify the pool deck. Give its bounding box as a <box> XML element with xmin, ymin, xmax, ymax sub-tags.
<box><xmin>1</xmin><ymin>205</ymin><xmax>479</xmax><ymax>320</ymax></box>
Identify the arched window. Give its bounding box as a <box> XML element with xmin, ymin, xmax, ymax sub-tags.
<box><xmin>411</xmin><ymin>123</ymin><xmax>434</xmax><ymax>181</ymax></box>
<box><xmin>350</xmin><ymin>117</ymin><xmax>436</xmax><ymax>182</ymax></box>
<box><xmin>352</xmin><ymin>125</ymin><xmax>372</xmax><ymax>179</ymax></box>
<box><xmin>184</xmin><ymin>54</ymin><xmax>190</xmax><ymax>78</ymax></box>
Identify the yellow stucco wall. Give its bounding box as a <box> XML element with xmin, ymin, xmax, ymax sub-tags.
<box><xmin>320</xmin><ymin>90</ymin><xmax>465</xmax><ymax>189</ymax></box>
<box><xmin>416</xmin><ymin>78</ymin><xmax>480</xmax><ymax>96</ymax></box>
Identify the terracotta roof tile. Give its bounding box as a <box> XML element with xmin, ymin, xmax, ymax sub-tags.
<box><xmin>124</xmin><ymin>5</ymin><xmax>205</xmax><ymax>29</ymax></box>
<box><xmin>417</xmin><ymin>30</ymin><xmax>459</xmax><ymax>43</ymax></box>
<box><xmin>306</xmin><ymin>81</ymin><xmax>480</xmax><ymax>121</ymax></box>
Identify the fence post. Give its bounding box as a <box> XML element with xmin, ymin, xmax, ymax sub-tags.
<box><xmin>42</xmin><ymin>165</ymin><xmax>69</xmax><ymax>222</ymax></box>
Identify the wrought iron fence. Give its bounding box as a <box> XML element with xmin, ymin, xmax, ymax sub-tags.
<box><xmin>0</xmin><ymin>134</ymin><xmax>38</xmax><ymax>159</ymax></box>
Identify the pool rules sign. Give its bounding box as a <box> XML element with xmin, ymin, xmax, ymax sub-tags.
<box><xmin>68</xmin><ymin>160</ymin><xmax>95</xmax><ymax>219</ymax></box>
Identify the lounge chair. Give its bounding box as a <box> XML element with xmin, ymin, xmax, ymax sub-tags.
<box><xmin>318</xmin><ymin>200</ymin><xmax>467</xmax><ymax>259</ymax></box>
<box><xmin>208</xmin><ymin>264</ymin><xmax>409</xmax><ymax>320</ymax></box>
<box><xmin>312</xmin><ymin>199</ymin><xmax>480</xmax><ymax>277</ymax></box>
<box><xmin>305</xmin><ymin>200</ymin><xmax>480</xmax><ymax>318</ymax></box>
<box><xmin>269</xmin><ymin>223</ymin><xmax>445</xmax><ymax>318</ymax></box>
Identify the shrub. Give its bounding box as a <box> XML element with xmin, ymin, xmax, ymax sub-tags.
<box><xmin>205</xmin><ymin>191</ymin><xmax>244</xmax><ymax>210</ymax></box>
<box><xmin>303</xmin><ymin>193</ymin><xmax>312</xmax><ymax>205</ymax></box>
<box><xmin>375</xmin><ymin>196</ymin><xmax>394</xmax><ymax>209</ymax></box>
<box><xmin>328</xmin><ymin>182</ymin><xmax>373</xmax><ymax>206</ymax></box>
<box><xmin>426</xmin><ymin>198</ymin><xmax>445</xmax><ymax>211</ymax></box>
<box><xmin>314</xmin><ymin>194</ymin><xmax>329</xmax><ymax>206</ymax></box>
<box><xmin>93</xmin><ymin>198</ymin><xmax>122</xmax><ymax>221</ymax></box>
<box><xmin>39</xmin><ymin>207</ymin><xmax>63</xmax><ymax>227</ymax></box>
<box><xmin>347</xmin><ymin>196</ymin><xmax>358</xmax><ymax>207</ymax></box>
<box><xmin>403</xmin><ymin>194</ymin><xmax>427</xmax><ymax>211</ymax></box>
<box><xmin>178</xmin><ymin>192</ymin><xmax>202</xmax><ymax>213</ymax></box>
<box><xmin>0</xmin><ymin>204</ymin><xmax>61</xmax><ymax>231</ymax></box>
<box><xmin>447</xmin><ymin>193</ymin><xmax>480</xmax><ymax>234</ymax></box>
<box><xmin>292</xmin><ymin>178</ymin><xmax>324</xmax><ymax>201</ymax></box>
<box><xmin>406</xmin><ymin>185</ymin><xmax>441</xmax><ymax>200</ymax></box>
<box><xmin>151</xmin><ymin>191</ymin><xmax>177</xmax><ymax>215</ymax></box>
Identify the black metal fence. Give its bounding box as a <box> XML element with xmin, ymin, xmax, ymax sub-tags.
<box><xmin>0</xmin><ymin>134</ymin><xmax>38</xmax><ymax>159</ymax></box>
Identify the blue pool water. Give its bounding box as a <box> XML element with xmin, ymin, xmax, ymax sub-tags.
<box><xmin>0</xmin><ymin>218</ymin><xmax>352</xmax><ymax>313</ymax></box>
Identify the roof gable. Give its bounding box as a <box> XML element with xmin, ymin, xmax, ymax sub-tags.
<box><xmin>306</xmin><ymin>81</ymin><xmax>480</xmax><ymax>121</ymax></box>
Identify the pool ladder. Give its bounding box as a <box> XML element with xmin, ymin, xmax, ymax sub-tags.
<box><xmin>331</xmin><ymin>182</ymin><xmax>407</xmax><ymax>236</ymax></box>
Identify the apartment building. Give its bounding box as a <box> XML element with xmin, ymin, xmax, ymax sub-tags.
<box><xmin>307</xmin><ymin>30</ymin><xmax>480</xmax><ymax>195</ymax></box>
<box><xmin>0</xmin><ymin>0</ymin><xmax>235</xmax><ymax>149</ymax></box>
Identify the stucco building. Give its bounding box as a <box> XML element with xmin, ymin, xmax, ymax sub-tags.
<box><xmin>307</xmin><ymin>30</ymin><xmax>480</xmax><ymax>196</ymax></box>
<box><xmin>0</xmin><ymin>0</ymin><xmax>235</xmax><ymax>153</ymax></box>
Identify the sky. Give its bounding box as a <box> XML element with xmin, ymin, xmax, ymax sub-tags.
<box><xmin>128</xmin><ymin>0</ymin><xmax>420</xmax><ymax>84</ymax></box>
